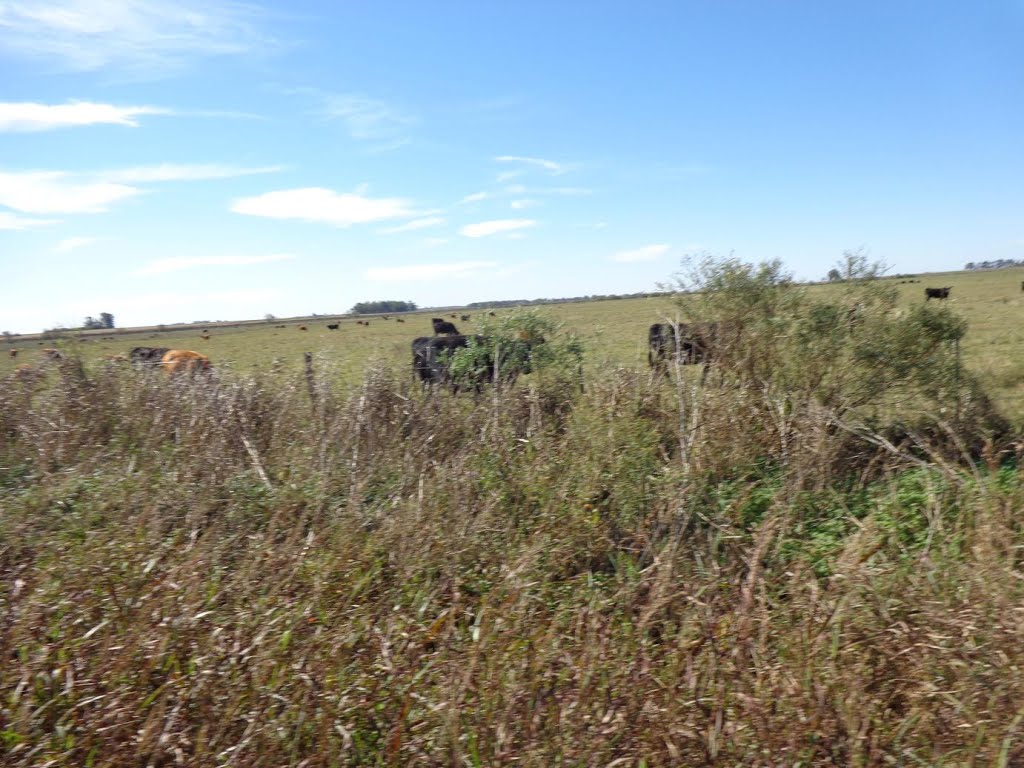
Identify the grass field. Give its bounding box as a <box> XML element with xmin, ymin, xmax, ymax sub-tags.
<box><xmin>6</xmin><ymin>267</ymin><xmax>1024</xmax><ymax>414</ymax></box>
<box><xmin>4</xmin><ymin>264</ymin><xmax>1024</xmax><ymax>765</ymax></box>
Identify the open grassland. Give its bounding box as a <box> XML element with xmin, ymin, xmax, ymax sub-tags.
<box><xmin>3</xmin><ymin>266</ymin><xmax>1024</xmax><ymax>765</ymax></box>
<box><xmin>6</xmin><ymin>267</ymin><xmax>1024</xmax><ymax>416</ymax></box>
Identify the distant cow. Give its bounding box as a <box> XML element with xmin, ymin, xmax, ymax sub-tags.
<box><xmin>326</xmin><ymin>323</ymin><xmax>339</xmax><ymax>330</ymax></box>
<box><xmin>488</xmin><ymin>311</ymin><xmax>497</xmax><ymax>317</ymax></box>
<box><xmin>41</xmin><ymin>348</ymin><xmax>63</xmax><ymax>361</ymax></box>
<box><xmin>396</xmin><ymin>317</ymin><xmax>405</xmax><ymax>323</ymax></box>
<box><xmin>161</xmin><ymin>350</ymin><xmax>211</xmax><ymax>376</ymax></box>
<box><xmin>461</xmin><ymin>314</ymin><xmax>471</xmax><ymax>322</ymax></box>
<box><xmin>130</xmin><ymin>347</ymin><xmax>170</xmax><ymax>367</ymax></box>
<box><xmin>924</xmin><ymin>287</ymin><xmax>951</xmax><ymax>301</ymax></box>
<box><xmin>412</xmin><ymin>333</ymin><xmax>542</xmax><ymax>391</ymax></box>
<box><xmin>431</xmin><ymin>317</ymin><xmax>460</xmax><ymax>335</ymax></box>
<box><xmin>8</xmin><ymin>349</ymin><xmax>16</xmax><ymax>358</ymax></box>
<box><xmin>299</xmin><ymin>325</ymin><xmax>308</xmax><ymax>331</ymax></box>
<box><xmin>199</xmin><ymin>333</ymin><xmax>211</xmax><ymax>340</ymax></box>
<box><xmin>648</xmin><ymin>322</ymin><xmax>717</xmax><ymax>372</ymax></box>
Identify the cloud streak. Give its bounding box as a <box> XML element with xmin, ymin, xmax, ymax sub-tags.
<box><xmin>54</xmin><ymin>236</ymin><xmax>98</xmax><ymax>252</ymax></box>
<box><xmin>231</xmin><ymin>187</ymin><xmax>419</xmax><ymax>227</ymax></box>
<box><xmin>0</xmin><ymin>210</ymin><xmax>59</xmax><ymax>229</ymax></box>
<box><xmin>0</xmin><ymin>170</ymin><xmax>140</xmax><ymax>214</ymax></box>
<box><xmin>365</xmin><ymin>261</ymin><xmax>499</xmax><ymax>281</ymax></box>
<box><xmin>496</xmin><ymin>155</ymin><xmax>569</xmax><ymax>175</ymax></box>
<box><xmin>379</xmin><ymin>216</ymin><xmax>445</xmax><ymax>234</ymax></box>
<box><xmin>460</xmin><ymin>219</ymin><xmax>537</xmax><ymax>238</ymax></box>
<box><xmin>0</xmin><ymin>0</ymin><xmax>272</xmax><ymax>74</ymax></box>
<box><xmin>104</xmin><ymin>163</ymin><xmax>284</xmax><ymax>182</ymax></box>
<box><xmin>135</xmin><ymin>253</ymin><xmax>297</xmax><ymax>275</ymax></box>
<box><xmin>0</xmin><ymin>100</ymin><xmax>170</xmax><ymax>131</ymax></box>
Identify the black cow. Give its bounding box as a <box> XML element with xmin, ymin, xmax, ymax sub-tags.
<box><xmin>461</xmin><ymin>314</ymin><xmax>471</xmax><ymax>322</ymax></box>
<box><xmin>431</xmin><ymin>317</ymin><xmax>460</xmax><ymax>335</ymax></box>
<box><xmin>326</xmin><ymin>323</ymin><xmax>339</xmax><ymax>330</ymax></box>
<box><xmin>924</xmin><ymin>287</ymin><xmax>951</xmax><ymax>301</ymax></box>
<box><xmin>648</xmin><ymin>322</ymin><xmax>716</xmax><ymax>372</ymax></box>
<box><xmin>412</xmin><ymin>334</ymin><xmax>541</xmax><ymax>391</ymax></box>
<box><xmin>129</xmin><ymin>346</ymin><xmax>170</xmax><ymax>367</ymax></box>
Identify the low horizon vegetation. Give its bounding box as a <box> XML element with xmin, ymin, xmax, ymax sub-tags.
<box><xmin>2</xmin><ymin>257</ymin><xmax>1024</xmax><ymax>764</ymax></box>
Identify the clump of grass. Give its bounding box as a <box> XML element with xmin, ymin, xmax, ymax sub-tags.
<box><xmin>1</xmin><ymin>299</ymin><xmax>1023</xmax><ymax>765</ymax></box>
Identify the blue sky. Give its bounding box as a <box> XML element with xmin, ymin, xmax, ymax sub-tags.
<box><xmin>1</xmin><ymin>1</ymin><xmax>1022</xmax><ymax>333</ymax></box>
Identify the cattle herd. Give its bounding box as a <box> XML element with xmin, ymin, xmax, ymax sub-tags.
<box><xmin>6</xmin><ymin>287</ymin><xmax>965</xmax><ymax>387</ymax></box>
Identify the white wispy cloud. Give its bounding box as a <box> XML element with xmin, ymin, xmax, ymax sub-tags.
<box><xmin>423</xmin><ymin>237</ymin><xmax>449</xmax><ymax>248</ymax></box>
<box><xmin>365</xmin><ymin>260</ymin><xmax>499</xmax><ymax>281</ymax></box>
<box><xmin>0</xmin><ymin>210</ymin><xmax>58</xmax><ymax>229</ymax></box>
<box><xmin>54</xmin><ymin>236</ymin><xmax>97</xmax><ymax>252</ymax></box>
<box><xmin>288</xmin><ymin>88</ymin><xmax>414</xmax><ymax>149</ymax></box>
<box><xmin>378</xmin><ymin>216</ymin><xmax>445</xmax><ymax>234</ymax></box>
<box><xmin>103</xmin><ymin>163</ymin><xmax>284</xmax><ymax>182</ymax></box>
<box><xmin>0</xmin><ymin>100</ymin><xmax>170</xmax><ymax>131</ymax></box>
<box><xmin>458</xmin><ymin>191</ymin><xmax>489</xmax><ymax>204</ymax></box>
<box><xmin>135</xmin><ymin>253</ymin><xmax>297</xmax><ymax>276</ymax></box>
<box><xmin>496</xmin><ymin>155</ymin><xmax>568</xmax><ymax>175</ymax></box>
<box><xmin>0</xmin><ymin>170</ymin><xmax>140</xmax><ymax>214</ymax></box>
<box><xmin>0</xmin><ymin>0</ymin><xmax>272</xmax><ymax>74</ymax></box>
<box><xmin>496</xmin><ymin>170</ymin><xmax>522</xmax><ymax>183</ymax></box>
<box><xmin>510</xmin><ymin>199</ymin><xmax>539</xmax><ymax>210</ymax></box>
<box><xmin>610</xmin><ymin>244</ymin><xmax>671</xmax><ymax>263</ymax></box>
<box><xmin>460</xmin><ymin>219</ymin><xmax>537</xmax><ymax>238</ymax></box>
<box><xmin>231</xmin><ymin>187</ymin><xmax>418</xmax><ymax>227</ymax></box>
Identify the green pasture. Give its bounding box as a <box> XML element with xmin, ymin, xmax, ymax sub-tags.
<box><xmin>5</xmin><ymin>266</ymin><xmax>1024</xmax><ymax>415</ymax></box>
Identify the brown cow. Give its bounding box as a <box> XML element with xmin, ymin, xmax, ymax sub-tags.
<box><xmin>8</xmin><ymin>349</ymin><xmax>16</xmax><ymax>358</ymax></box>
<box><xmin>298</xmin><ymin>325</ymin><xmax>308</xmax><ymax>331</ymax></box>
<box><xmin>161</xmin><ymin>349</ymin><xmax>211</xmax><ymax>376</ymax></box>
<box><xmin>41</xmin><ymin>348</ymin><xmax>63</xmax><ymax>361</ymax></box>
<box><xmin>396</xmin><ymin>317</ymin><xmax>405</xmax><ymax>323</ymax></box>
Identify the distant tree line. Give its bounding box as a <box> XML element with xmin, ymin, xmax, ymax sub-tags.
<box><xmin>965</xmin><ymin>260</ymin><xmax>1024</xmax><ymax>271</ymax></box>
<box><xmin>466</xmin><ymin>291</ymin><xmax>671</xmax><ymax>309</ymax></box>
<box><xmin>351</xmin><ymin>300</ymin><xmax>418</xmax><ymax>314</ymax></box>
<box><xmin>82</xmin><ymin>313</ymin><xmax>115</xmax><ymax>330</ymax></box>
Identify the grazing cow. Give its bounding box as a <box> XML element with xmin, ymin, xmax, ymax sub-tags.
<box><xmin>326</xmin><ymin>323</ymin><xmax>339</xmax><ymax>330</ymax></box>
<box><xmin>648</xmin><ymin>322</ymin><xmax>717</xmax><ymax>372</ymax></box>
<box><xmin>8</xmin><ymin>349</ymin><xmax>16</xmax><ymax>358</ymax></box>
<box><xmin>461</xmin><ymin>314</ymin><xmax>471</xmax><ymax>322</ymax></box>
<box><xmin>924</xmin><ymin>287</ymin><xmax>951</xmax><ymax>301</ymax></box>
<box><xmin>450</xmin><ymin>313</ymin><xmax>458</xmax><ymax>319</ymax></box>
<box><xmin>160</xmin><ymin>349</ymin><xmax>211</xmax><ymax>376</ymax></box>
<box><xmin>412</xmin><ymin>333</ymin><xmax>542</xmax><ymax>391</ymax></box>
<box><xmin>299</xmin><ymin>325</ymin><xmax>308</xmax><ymax>331</ymax></box>
<box><xmin>396</xmin><ymin>317</ymin><xmax>405</xmax><ymax>323</ymax></box>
<box><xmin>431</xmin><ymin>317</ymin><xmax>460</xmax><ymax>335</ymax></box>
<box><xmin>41</xmin><ymin>348</ymin><xmax>63</xmax><ymax>361</ymax></box>
<box><xmin>130</xmin><ymin>347</ymin><xmax>170</xmax><ymax>367</ymax></box>
<box><xmin>199</xmin><ymin>333</ymin><xmax>211</xmax><ymax>341</ymax></box>
<box><xmin>488</xmin><ymin>311</ymin><xmax>497</xmax><ymax>317</ymax></box>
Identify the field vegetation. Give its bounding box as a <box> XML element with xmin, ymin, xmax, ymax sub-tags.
<box><xmin>2</xmin><ymin>259</ymin><xmax>1024</xmax><ymax>765</ymax></box>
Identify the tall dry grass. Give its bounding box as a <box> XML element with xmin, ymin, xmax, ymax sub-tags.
<box><xmin>1</xmin><ymin>347</ymin><xmax>1022</xmax><ymax>766</ymax></box>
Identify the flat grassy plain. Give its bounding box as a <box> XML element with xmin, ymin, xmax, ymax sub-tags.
<box><xmin>4</xmin><ymin>266</ymin><xmax>1024</xmax><ymax>765</ymax></box>
<box><xmin>5</xmin><ymin>267</ymin><xmax>1024</xmax><ymax>414</ymax></box>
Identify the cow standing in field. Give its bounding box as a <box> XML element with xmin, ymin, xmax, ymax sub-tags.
<box><xmin>299</xmin><ymin>325</ymin><xmax>308</xmax><ymax>331</ymax></box>
<box><xmin>412</xmin><ymin>333</ymin><xmax>542</xmax><ymax>391</ymax></box>
<box><xmin>648</xmin><ymin>322</ymin><xmax>718</xmax><ymax>373</ymax></box>
<box><xmin>461</xmin><ymin>314</ymin><xmax>471</xmax><ymax>322</ymax></box>
<box><xmin>130</xmin><ymin>347</ymin><xmax>170</xmax><ymax>367</ymax></box>
<box><xmin>431</xmin><ymin>317</ymin><xmax>459</xmax><ymax>335</ymax></box>
<box><xmin>924</xmin><ymin>287</ymin><xmax>951</xmax><ymax>301</ymax></box>
<box><xmin>396</xmin><ymin>317</ymin><xmax>405</xmax><ymax>323</ymax></box>
<box><xmin>161</xmin><ymin>350</ymin><xmax>211</xmax><ymax>376</ymax></box>
<box><xmin>326</xmin><ymin>323</ymin><xmax>339</xmax><ymax>330</ymax></box>
<box><xmin>8</xmin><ymin>349</ymin><xmax>16</xmax><ymax>358</ymax></box>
